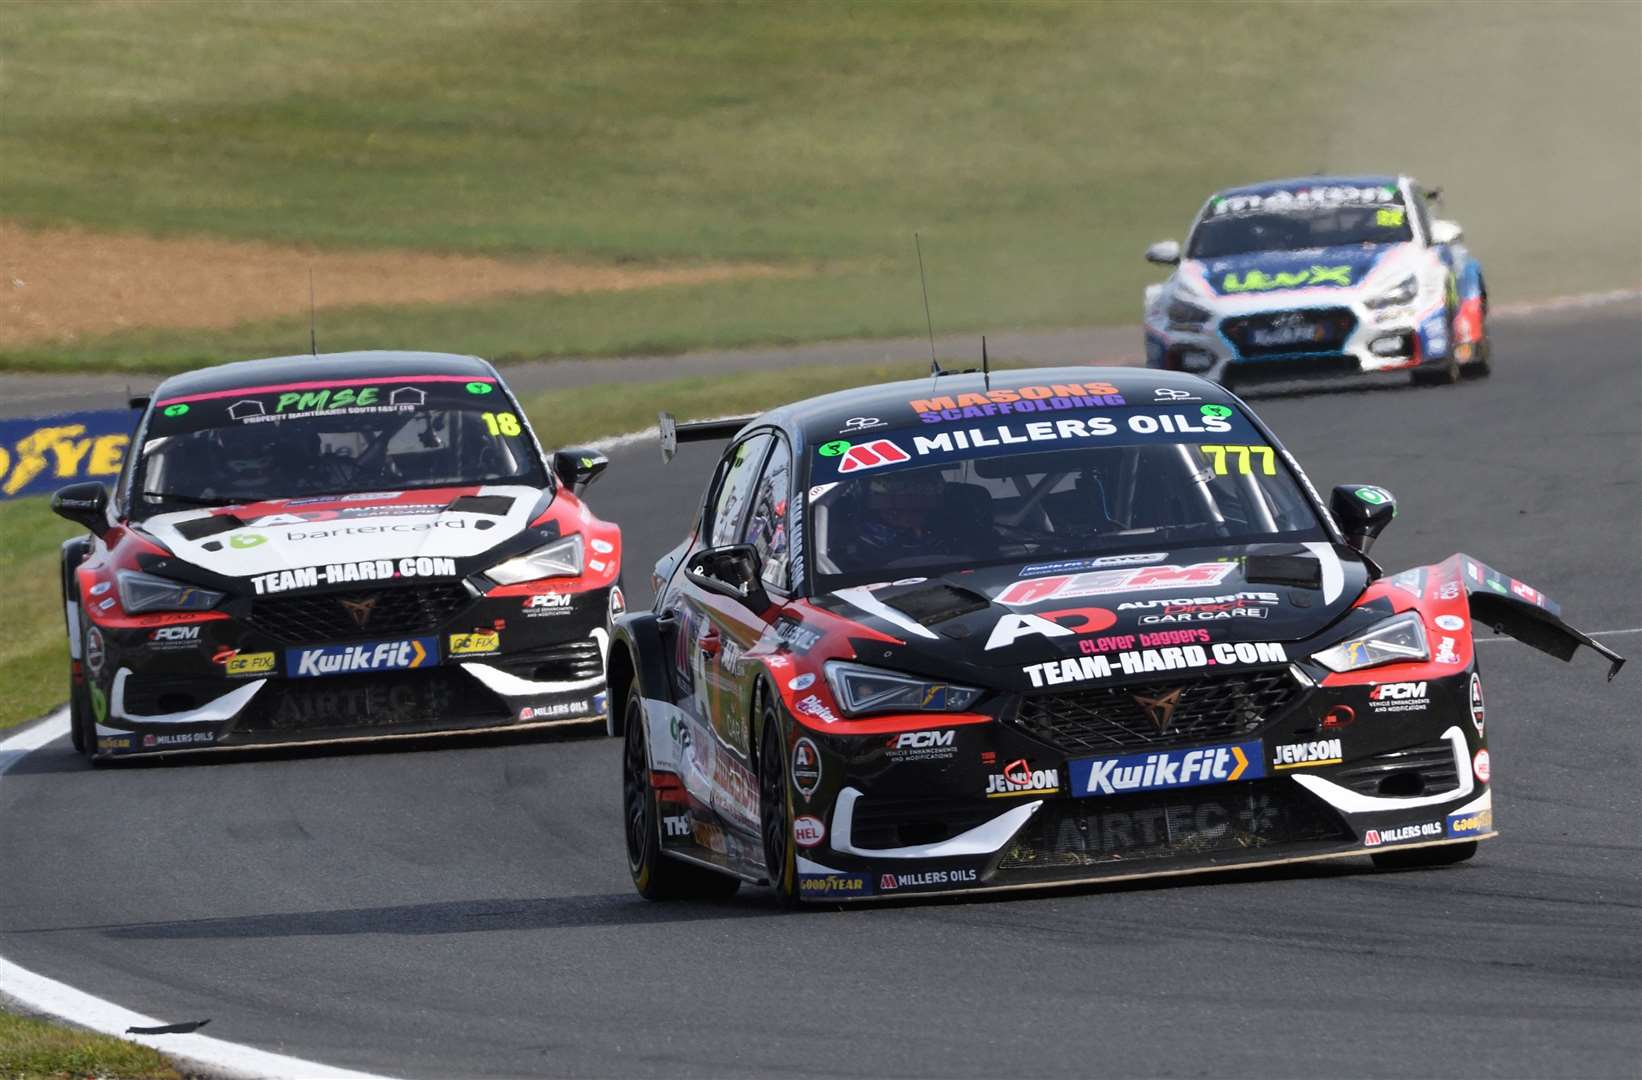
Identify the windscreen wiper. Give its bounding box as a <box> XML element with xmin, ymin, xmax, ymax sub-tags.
<box><xmin>139</xmin><ymin>491</ymin><xmax>253</xmax><ymax>507</ymax></box>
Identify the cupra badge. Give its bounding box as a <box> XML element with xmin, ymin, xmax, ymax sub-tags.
<box><xmin>1133</xmin><ymin>687</ymin><xmax>1185</xmax><ymax>732</ymax></box>
<box><xmin>341</xmin><ymin>596</ymin><xmax>378</xmax><ymax>628</ymax></box>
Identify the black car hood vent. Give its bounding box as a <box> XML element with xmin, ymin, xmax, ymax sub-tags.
<box><xmin>445</xmin><ymin>494</ymin><xmax>515</xmax><ymax>516</ymax></box>
<box><xmin>1244</xmin><ymin>552</ymin><xmax>1323</xmax><ymax>589</ymax></box>
<box><xmin>173</xmin><ymin>514</ymin><xmax>244</xmax><ymax>540</ymax></box>
<box><xmin>873</xmin><ymin>582</ymin><xmax>993</xmax><ymax>626</ymax></box>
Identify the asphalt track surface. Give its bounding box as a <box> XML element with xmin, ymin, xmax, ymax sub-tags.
<box><xmin>2</xmin><ymin>303</ymin><xmax>1639</xmax><ymax>1078</ymax></box>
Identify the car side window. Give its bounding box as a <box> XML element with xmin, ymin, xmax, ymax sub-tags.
<box><xmin>741</xmin><ymin>433</ymin><xmax>792</xmax><ymax>592</ymax></box>
<box><xmin>1410</xmin><ymin>189</ymin><xmax>1434</xmax><ymax>244</ymax></box>
<box><xmin>707</xmin><ymin>432</ymin><xmax>772</xmax><ymax>549</ymax></box>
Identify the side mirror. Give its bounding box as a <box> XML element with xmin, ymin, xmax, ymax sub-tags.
<box><xmin>52</xmin><ymin>481</ymin><xmax>111</xmax><ymax>537</ymax></box>
<box><xmin>1330</xmin><ymin>484</ymin><xmax>1396</xmax><ymax>554</ymax></box>
<box><xmin>1429</xmin><ymin>219</ymin><xmax>1463</xmax><ymax>245</ymax></box>
<box><xmin>552</xmin><ymin>447</ymin><xmax>609</xmax><ymax>494</ymax></box>
<box><xmin>684</xmin><ymin>544</ymin><xmax>770</xmax><ymax>613</ymax></box>
<box><xmin>1145</xmin><ymin>240</ymin><xmax>1181</xmax><ymax>266</ymax></box>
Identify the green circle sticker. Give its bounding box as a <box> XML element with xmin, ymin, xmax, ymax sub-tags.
<box><xmin>818</xmin><ymin>440</ymin><xmax>851</xmax><ymax>457</ymax></box>
<box><xmin>163</xmin><ymin>403</ymin><xmax>189</xmax><ymax>417</ymax></box>
<box><xmin>1355</xmin><ymin>487</ymin><xmax>1390</xmax><ymax>505</ymax></box>
<box><xmin>230</xmin><ymin>533</ymin><xmax>267</xmax><ymax>549</ymax></box>
<box><xmin>1200</xmin><ymin>404</ymin><xmax>1232</xmax><ymax>419</ymax></box>
<box><xmin>466</xmin><ymin>382</ymin><xmax>492</xmax><ymax>394</ymax></box>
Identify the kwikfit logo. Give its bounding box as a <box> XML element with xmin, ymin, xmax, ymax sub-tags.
<box><xmin>287</xmin><ymin>636</ymin><xmax>437</xmax><ymax>678</ymax></box>
<box><xmin>1072</xmin><ymin>741</ymin><xmax>1264</xmax><ymax>796</ymax></box>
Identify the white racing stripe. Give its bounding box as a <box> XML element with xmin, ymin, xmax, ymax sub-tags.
<box><xmin>0</xmin><ymin>709</ymin><xmax>397</xmax><ymax>1080</ymax></box>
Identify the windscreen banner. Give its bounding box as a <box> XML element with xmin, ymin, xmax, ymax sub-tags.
<box><xmin>0</xmin><ymin>410</ymin><xmax>132</xmax><ymax>500</ymax></box>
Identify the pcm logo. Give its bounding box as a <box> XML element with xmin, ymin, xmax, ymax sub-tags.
<box><xmin>892</xmin><ymin>730</ymin><xmax>955</xmax><ymax>750</ymax></box>
<box><xmin>149</xmin><ymin>625</ymin><xmax>200</xmax><ymax>642</ymax></box>
<box><xmin>526</xmin><ymin>592</ymin><xmax>573</xmax><ymax>610</ymax></box>
<box><xmin>1369</xmin><ymin>681</ymin><xmax>1427</xmax><ymax>700</ymax></box>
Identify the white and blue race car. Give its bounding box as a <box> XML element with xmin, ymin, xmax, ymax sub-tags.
<box><xmin>1143</xmin><ymin>175</ymin><xmax>1489</xmax><ymax>389</ymax></box>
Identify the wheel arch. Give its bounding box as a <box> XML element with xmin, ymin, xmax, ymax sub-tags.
<box><xmin>605</xmin><ymin>611</ymin><xmax>675</xmax><ymax>738</ymax></box>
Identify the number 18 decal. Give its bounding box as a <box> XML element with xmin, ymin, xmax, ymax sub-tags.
<box><xmin>481</xmin><ymin>411</ymin><xmax>522</xmax><ymax>436</ymax></box>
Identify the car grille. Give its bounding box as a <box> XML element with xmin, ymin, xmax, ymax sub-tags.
<box><xmin>492</xmin><ymin>639</ymin><xmax>604</xmax><ymax>683</ymax></box>
<box><xmin>1223</xmin><ymin>307</ymin><xmax>1356</xmax><ymax>357</ymax></box>
<box><xmin>247</xmin><ymin>583</ymin><xmax>474</xmax><ymax>644</ymax></box>
<box><xmin>994</xmin><ymin>778</ymin><xmax>1351</xmax><ymax>875</ymax></box>
<box><xmin>1334</xmin><ymin>740</ymin><xmax>1460</xmax><ymax>798</ymax></box>
<box><xmin>1011</xmin><ymin>668</ymin><xmax>1298</xmax><ymax>754</ymax></box>
<box><xmin>238</xmin><ymin>668</ymin><xmax>508</xmax><ymax>733</ymax></box>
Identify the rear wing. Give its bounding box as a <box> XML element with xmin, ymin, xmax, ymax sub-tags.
<box><xmin>658</xmin><ymin>412</ymin><xmax>755</xmax><ymax>464</ymax></box>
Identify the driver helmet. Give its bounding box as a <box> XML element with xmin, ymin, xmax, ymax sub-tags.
<box><xmin>858</xmin><ymin>469</ymin><xmax>944</xmax><ymax>548</ymax></box>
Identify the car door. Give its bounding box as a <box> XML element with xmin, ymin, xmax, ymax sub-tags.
<box><xmin>665</xmin><ymin>429</ymin><xmax>774</xmax><ymax>836</ymax></box>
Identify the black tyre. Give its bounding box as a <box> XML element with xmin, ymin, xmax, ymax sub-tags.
<box><xmin>1462</xmin><ymin>337</ymin><xmax>1492</xmax><ymax>379</ymax></box>
<box><xmin>758</xmin><ymin>696</ymin><xmax>802</xmax><ymax>907</ymax></box>
<box><xmin>621</xmin><ymin>693</ymin><xmax>740</xmax><ymax>901</ymax></box>
<box><xmin>1371</xmin><ymin>840</ymin><xmax>1478</xmax><ymax>869</ymax></box>
<box><xmin>1411</xmin><ymin>355</ymin><xmax>1460</xmax><ymax>386</ymax></box>
<box><xmin>68</xmin><ymin>679</ymin><xmax>89</xmax><ymax>756</ymax></box>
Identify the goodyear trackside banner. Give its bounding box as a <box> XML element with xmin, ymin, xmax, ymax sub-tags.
<box><xmin>0</xmin><ymin>410</ymin><xmax>133</xmax><ymax>500</ymax></box>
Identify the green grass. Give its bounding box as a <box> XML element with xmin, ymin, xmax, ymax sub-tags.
<box><xmin>9</xmin><ymin>1</ymin><xmax>1631</xmax><ymax>373</ymax></box>
<box><xmin>0</xmin><ymin>1010</ymin><xmax>181</xmax><ymax>1080</ymax></box>
<box><xmin>0</xmin><ymin>498</ymin><xmax>82</xmax><ymax>731</ymax></box>
<box><xmin>519</xmin><ymin>359</ymin><xmax>941</xmax><ymax>447</ymax></box>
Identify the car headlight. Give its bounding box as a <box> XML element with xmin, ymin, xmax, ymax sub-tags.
<box><xmin>823</xmin><ymin>662</ymin><xmax>983</xmax><ymax>717</ymax></box>
<box><xmin>116</xmin><ymin>570</ymin><xmax>224</xmax><ymax>614</ymax></box>
<box><xmin>1364</xmin><ymin>274</ymin><xmax>1419</xmax><ymax>310</ymax></box>
<box><xmin>1311</xmin><ymin>612</ymin><xmax>1429</xmax><ymax>673</ymax></box>
<box><xmin>486</xmin><ymin>535</ymin><xmax>583</xmax><ymax>584</ymax></box>
<box><xmin>1167</xmin><ymin>297</ymin><xmax>1213</xmax><ymax>330</ymax></box>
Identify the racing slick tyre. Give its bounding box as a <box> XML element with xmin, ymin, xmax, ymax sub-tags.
<box><xmin>621</xmin><ymin>694</ymin><xmax>740</xmax><ymax>901</ymax></box>
<box><xmin>1370</xmin><ymin>841</ymin><xmax>1478</xmax><ymax>870</ymax></box>
<box><xmin>758</xmin><ymin>695</ymin><xmax>803</xmax><ymax>909</ymax></box>
<box><xmin>67</xmin><ymin>678</ymin><xmax>90</xmax><ymax>757</ymax></box>
<box><xmin>1461</xmin><ymin>337</ymin><xmax>1492</xmax><ymax>379</ymax></box>
<box><xmin>1411</xmin><ymin>352</ymin><xmax>1461</xmax><ymax>386</ymax></box>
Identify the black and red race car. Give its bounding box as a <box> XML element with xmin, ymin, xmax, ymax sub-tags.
<box><xmin>54</xmin><ymin>350</ymin><xmax>622</xmax><ymax>760</ymax></box>
<box><xmin>609</xmin><ymin>367</ymin><xmax>1622</xmax><ymax>903</ymax></box>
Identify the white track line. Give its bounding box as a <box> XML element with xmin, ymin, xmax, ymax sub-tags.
<box><xmin>0</xmin><ymin>708</ymin><xmax>395</xmax><ymax>1080</ymax></box>
<box><xmin>1491</xmin><ymin>287</ymin><xmax>1641</xmax><ymax>318</ymax></box>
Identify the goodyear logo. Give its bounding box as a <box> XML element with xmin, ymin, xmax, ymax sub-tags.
<box><xmin>1446</xmin><ymin>808</ymin><xmax>1493</xmax><ymax>837</ymax></box>
<box><xmin>0</xmin><ymin>411</ymin><xmax>131</xmax><ymax>500</ymax></box>
<box><xmin>798</xmin><ymin>874</ymin><xmax>871</xmax><ymax>897</ymax></box>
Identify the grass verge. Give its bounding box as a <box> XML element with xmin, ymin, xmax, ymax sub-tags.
<box><xmin>10</xmin><ymin>2</ymin><xmax>1632</xmax><ymax>372</ymax></box>
<box><xmin>0</xmin><ymin>499</ymin><xmax>82</xmax><ymax>732</ymax></box>
<box><xmin>0</xmin><ymin>1009</ymin><xmax>181</xmax><ymax>1080</ymax></box>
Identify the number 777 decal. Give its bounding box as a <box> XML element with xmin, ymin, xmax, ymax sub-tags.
<box><xmin>1199</xmin><ymin>444</ymin><xmax>1275</xmax><ymax>476</ymax></box>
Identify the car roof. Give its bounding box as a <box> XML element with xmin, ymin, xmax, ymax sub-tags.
<box><xmin>752</xmin><ymin>366</ymin><xmax>1241</xmax><ymax>445</ymax></box>
<box><xmin>151</xmin><ymin>350</ymin><xmax>497</xmax><ymax>400</ymax></box>
<box><xmin>1211</xmin><ymin>174</ymin><xmax>1404</xmax><ymax>200</ymax></box>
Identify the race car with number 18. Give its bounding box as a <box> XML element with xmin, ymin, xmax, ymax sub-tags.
<box><xmin>54</xmin><ymin>351</ymin><xmax>623</xmax><ymax>760</ymax></box>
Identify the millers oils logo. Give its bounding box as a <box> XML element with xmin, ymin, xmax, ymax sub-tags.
<box><xmin>1363</xmin><ymin>821</ymin><xmax>1442</xmax><ymax>847</ymax></box>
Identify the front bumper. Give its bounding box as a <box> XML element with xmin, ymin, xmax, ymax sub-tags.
<box><xmin>83</xmin><ymin>584</ymin><xmax>617</xmax><ymax>758</ymax></box>
<box><xmin>789</xmin><ymin>668</ymin><xmax>1492</xmax><ymax>902</ymax></box>
<box><xmin>1144</xmin><ymin>296</ymin><xmax>1455</xmax><ymax>386</ymax></box>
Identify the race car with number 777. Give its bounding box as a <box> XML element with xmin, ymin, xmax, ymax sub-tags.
<box><xmin>608</xmin><ymin>366</ymin><xmax>1621</xmax><ymax>904</ymax></box>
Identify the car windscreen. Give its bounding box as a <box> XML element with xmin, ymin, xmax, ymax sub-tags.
<box><xmin>1188</xmin><ymin>185</ymin><xmax>1413</xmax><ymax>258</ymax></box>
<box><xmin>131</xmin><ymin>374</ymin><xmax>547</xmax><ymax>516</ymax></box>
<box><xmin>805</xmin><ymin>401</ymin><xmax>1325</xmax><ymax>591</ymax></box>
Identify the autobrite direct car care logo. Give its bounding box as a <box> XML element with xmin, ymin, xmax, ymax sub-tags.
<box><xmin>1071</xmin><ymin>740</ymin><xmax>1264</xmax><ymax>796</ymax></box>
